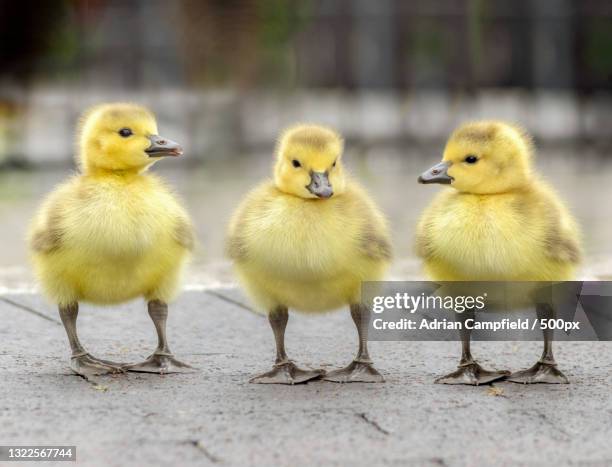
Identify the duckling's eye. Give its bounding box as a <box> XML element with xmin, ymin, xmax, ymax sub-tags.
<box><xmin>332</xmin><ymin>160</ymin><xmax>337</xmax><ymax>168</ymax></box>
<box><xmin>118</xmin><ymin>128</ymin><xmax>133</xmax><ymax>138</ymax></box>
<box><xmin>464</xmin><ymin>155</ymin><xmax>478</xmax><ymax>164</ymax></box>
<box><xmin>292</xmin><ymin>159</ymin><xmax>301</xmax><ymax>168</ymax></box>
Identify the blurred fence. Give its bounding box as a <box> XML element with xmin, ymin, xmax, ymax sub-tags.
<box><xmin>0</xmin><ymin>87</ymin><xmax>611</xmax><ymax>166</ymax></box>
<box><xmin>4</xmin><ymin>0</ymin><xmax>612</xmax><ymax>90</ymax></box>
<box><xmin>1</xmin><ymin>0</ymin><xmax>612</xmax><ymax>166</ymax></box>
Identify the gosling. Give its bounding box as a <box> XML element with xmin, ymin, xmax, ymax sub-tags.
<box><xmin>227</xmin><ymin>124</ymin><xmax>392</xmax><ymax>384</ymax></box>
<box><xmin>417</xmin><ymin>120</ymin><xmax>581</xmax><ymax>385</ymax></box>
<box><xmin>29</xmin><ymin>103</ymin><xmax>195</xmax><ymax>377</ymax></box>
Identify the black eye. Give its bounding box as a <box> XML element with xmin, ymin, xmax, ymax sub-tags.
<box><xmin>332</xmin><ymin>160</ymin><xmax>337</xmax><ymax>167</ymax></box>
<box><xmin>464</xmin><ymin>155</ymin><xmax>478</xmax><ymax>164</ymax></box>
<box><xmin>292</xmin><ymin>159</ymin><xmax>301</xmax><ymax>168</ymax></box>
<box><xmin>118</xmin><ymin>128</ymin><xmax>133</xmax><ymax>138</ymax></box>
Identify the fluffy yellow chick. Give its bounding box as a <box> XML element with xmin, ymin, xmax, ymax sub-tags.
<box><xmin>29</xmin><ymin>103</ymin><xmax>194</xmax><ymax>377</ymax></box>
<box><xmin>417</xmin><ymin>120</ymin><xmax>581</xmax><ymax>385</ymax></box>
<box><xmin>227</xmin><ymin>124</ymin><xmax>392</xmax><ymax>384</ymax></box>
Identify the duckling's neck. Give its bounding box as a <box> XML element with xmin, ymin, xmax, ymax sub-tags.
<box><xmin>83</xmin><ymin>167</ymin><xmax>149</xmax><ymax>181</ymax></box>
<box><xmin>459</xmin><ymin>184</ymin><xmax>532</xmax><ymax>199</ymax></box>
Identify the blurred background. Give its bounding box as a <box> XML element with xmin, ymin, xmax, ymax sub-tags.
<box><xmin>1</xmin><ymin>0</ymin><xmax>611</xmax><ymax>291</ymax></box>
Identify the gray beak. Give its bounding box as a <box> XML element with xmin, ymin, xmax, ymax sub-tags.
<box><xmin>418</xmin><ymin>161</ymin><xmax>453</xmax><ymax>184</ymax></box>
<box><xmin>145</xmin><ymin>135</ymin><xmax>183</xmax><ymax>158</ymax></box>
<box><xmin>306</xmin><ymin>171</ymin><xmax>333</xmax><ymax>198</ymax></box>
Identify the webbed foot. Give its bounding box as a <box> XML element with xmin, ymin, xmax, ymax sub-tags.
<box><xmin>250</xmin><ymin>361</ymin><xmax>324</xmax><ymax>385</ymax></box>
<box><xmin>323</xmin><ymin>359</ymin><xmax>384</xmax><ymax>383</ymax></box>
<box><xmin>123</xmin><ymin>352</ymin><xmax>195</xmax><ymax>374</ymax></box>
<box><xmin>70</xmin><ymin>353</ymin><xmax>126</xmax><ymax>377</ymax></box>
<box><xmin>508</xmin><ymin>361</ymin><xmax>569</xmax><ymax>384</ymax></box>
<box><xmin>435</xmin><ymin>362</ymin><xmax>510</xmax><ymax>385</ymax></box>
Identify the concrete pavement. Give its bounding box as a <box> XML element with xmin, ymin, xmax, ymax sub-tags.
<box><xmin>1</xmin><ymin>288</ymin><xmax>612</xmax><ymax>467</ymax></box>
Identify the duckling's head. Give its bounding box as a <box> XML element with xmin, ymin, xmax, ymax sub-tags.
<box><xmin>419</xmin><ymin>121</ymin><xmax>534</xmax><ymax>194</ymax></box>
<box><xmin>77</xmin><ymin>103</ymin><xmax>182</xmax><ymax>173</ymax></box>
<box><xmin>274</xmin><ymin>124</ymin><xmax>346</xmax><ymax>199</ymax></box>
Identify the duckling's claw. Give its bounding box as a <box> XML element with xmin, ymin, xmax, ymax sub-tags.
<box><xmin>123</xmin><ymin>353</ymin><xmax>196</xmax><ymax>375</ymax></box>
<box><xmin>87</xmin><ymin>355</ymin><xmax>129</xmax><ymax>367</ymax></box>
<box><xmin>249</xmin><ymin>361</ymin><xmax>324</xmax><ymax>385</ymax></box>
<box><xmin>507</xmin><ymin>362</ymin><xmax>569</xmax><ymax>384</ymax></box>
<box><xmin>124</xmin><ymin>300</ymin><xmax>196</xmax><ymax>374</ymax></box>
<box><xmin>70</xmin><ymin>354</ymin><xmax>126</xmax><ymax>377</ymax></box>
<box><xmin>323</xmin><ymin>360</ymin><xmax>384</xmax><ymax>383</ymax></box>
<box><xmin>435</xmin><ymin>362</ymin><xmax>510</xmax><ymax>386</ymax></box>
<box><xmin>324</xmin><ymin>305</ymin><xmax>384</xmax><ymax>383</ymax></box>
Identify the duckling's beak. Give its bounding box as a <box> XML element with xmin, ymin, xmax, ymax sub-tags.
<box><xmin>418</xmin><ymin>161</ymin><xmax>453</xmax><ymax>184</ymax></box>
<box><xmin>307</xmin><ymin>171</ymin><xmax>333</xmax><ymax>198</ymax></box>
<box><xmin>145</xmin><ymin>135</ymin><xmax>183</xmax><ymax>158</ymax></box>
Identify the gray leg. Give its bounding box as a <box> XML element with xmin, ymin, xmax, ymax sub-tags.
<box><xmin>435</xmin><ymin>309</ymin><xmax>509</xmax><ymax>385</ymax></box>
<box><xmin>123</xmin><ymin>300</ymin><xmax>194</xmax><ymax>374</ymax></box>
<box><xmin>59</xmin><ymin>303</ymin><xmax>125</xmax><ymax>377</ymax></box>
<box><xmin>250</xmin><ymin>306</ymin><xmax>324</xmax><ymax>384</ymax></box>
<box><xmin>324</xmin><ymin>304</ymin><xmax>384</xmax><ymax>383</ymax></box>
<box><xmin>508</xmin><ymin>303</ymin><xmax>569</xmax><ymax>384</ymax></box>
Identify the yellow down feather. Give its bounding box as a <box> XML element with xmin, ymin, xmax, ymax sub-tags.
<box><xmin>416</xmin><ymin>120</ymin><xmax>581</xmax><ymax>282</ymax></box>
<box><xmin>227</xmin><ymin>124</ymin><xmax>392</xmax><ymax>313</ymax></box>
<box><xmin>28</xmin><ymin>103</ymin><xmax>193</xmax><ymax>306</ymax></box>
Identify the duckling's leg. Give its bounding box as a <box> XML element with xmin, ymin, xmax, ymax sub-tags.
<box><xmin>508</xmin><ymin>303</ymin><xmax>569</xmax><ymax>384</ymax></box>
<box><xmin>435</xmin><ymin>309</ymin><xmax>510</xmax><ymax>385</ymax></box>
<box><xmin>324</xmin><ymin>304</ymin><xmax>384</xmax><ymax>383</ymax></box>
<box><xmin>123</xmin><ymin>300</ymin><xmax>194</xmax><ymax>374</ymax></box>
<box><xmin>250</xmin><ymin>306</ymin><xmax>325</xmax><ymax>384</ymax></box>
<box><xmin>59</xmin><ymin>303</ymin><xmax>125</xmax><ymax>377</ymax></box>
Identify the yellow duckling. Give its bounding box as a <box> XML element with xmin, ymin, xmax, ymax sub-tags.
<box><xmin>29</xmin><ymin>103</ymin><xmax>194</xmax><ymax>377</ymax></box>
<box><xmin>417</xmin><ymin>120</ymin><xmax>581</xmax><ymax>385</ymax></box>
<box><xmin>227</xmin><ymin>124</ymin><xmax>392</xmax><ymax>384</ymax></box>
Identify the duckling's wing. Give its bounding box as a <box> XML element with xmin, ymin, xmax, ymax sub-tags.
<box><xmin>30</xmin><ymin>225</ymin><xmax>63</xmax><ymax>253</ymax></box>
<box><xmin>226</xmin><ymin>231</ymin><xmax>246</xmax><ymax>261</ymax></box>
<box><xmin>359</xmin><ymin>221</ymin><xmax>392</xmax><ymax>261</ymax></box>
<box><xmin>173</xmin><ymin>216</ymin><xmax>195</xmax><ymax>251</ymax></box>
<box><xmin>414</xmin><ymin>218</ymin><xmax>430</xmax><ymax>259</ymax></box>
<box><xmin>537</xmin><ymin>183</ymin><xmax>582</xmax><ymax>265</ymax></box>
<box><xmin>225</xmin><ymin>182</ymin><xmax>272</xmax><ymax>262</ymax></box>
<box><xmin>414</xmin><ymin>190</ymin><xmax>450</xmax><ymax>260</ymax></box>
<box><xmin>29</xmin><ymin>200</ymin><xmax>65</xmax><ymax>254</ymax></box>
<box><xmin>351</xmin><ymin>189</ymin><xmax>392</xmax><ymax>261</ymax></box>
<box><xmin>543</xmin><ymin>215</ymin><xmax>581</xmax><ymax>264</ymax></box>
<box><xmin>226</xmin><ymin>206</ymin><xmax>249</xmax><ymax>262</ymax></box>
<box><xmin>28</xmin><ymin>181</ymin><xmax>76</xmax><ymax>255</ymax></box>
